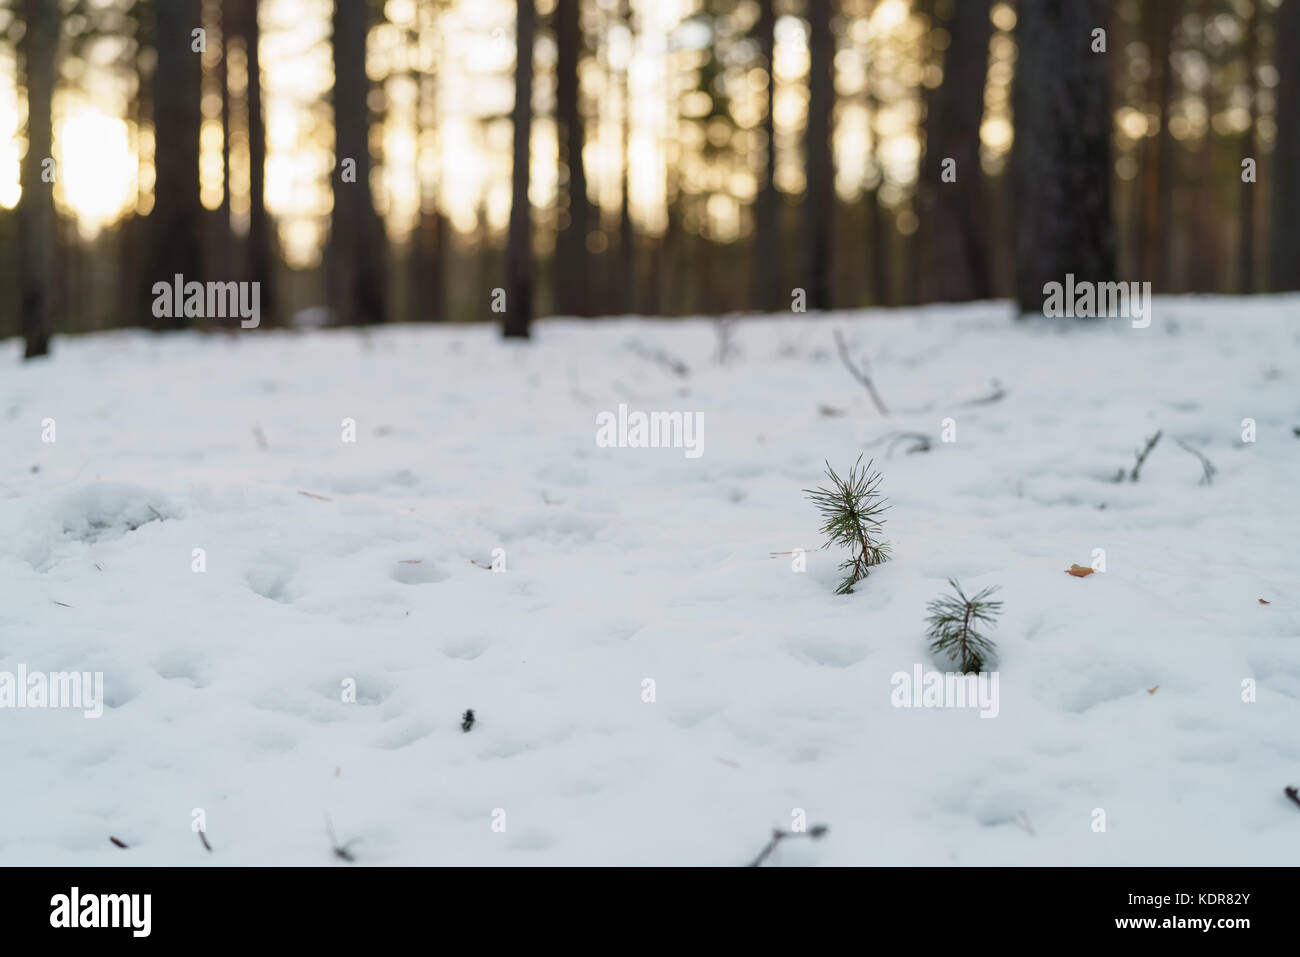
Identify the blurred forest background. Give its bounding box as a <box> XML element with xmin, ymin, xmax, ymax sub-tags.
<box><xmin>1</xmin><ymin>0</ymin><xmax>1297</xmax><ymax>352</ymax></box>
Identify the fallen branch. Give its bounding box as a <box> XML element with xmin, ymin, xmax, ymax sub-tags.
<box><xmin>1117</xmin><ymin>430</ymin><xmax>1162</xmax><ymax>482</ymax></box>
<box><xmin>960</xmin><ymin>379</ymin><xmax>1006</xmax><ymax>406</ymax></box>
<box><xmin>325</xmin><ymin>815</ymin><xmax>358</xmax><ymax>863</ymax></box>
<box><xmin>628</xmin><ymin>341</ymin><xmax>689</xmax><ymax>377</ymax></box>
<box><xmin>832</xmin><ymin>329</ymin><xmax>889</xmax><ymax>415</ymax></box>
<box><xmin>746</xmin><ymin>824</ymin><xmax>829</xmax><ymax>867</ymax></box>
<box><xmin>1174</xmin><ymin>438</ymin><xmax>1217</xmax><ymax>485</ymax></box>
<box><xmin>863</xmin><ymin>430</ymin><xmax>930</xmax><ymax>456</ymax></box>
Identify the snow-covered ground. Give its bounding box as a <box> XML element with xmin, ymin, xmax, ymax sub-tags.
<box><xmin>2</xmin><ymin>297</ymin><xmax>1298</xmax><ymax>865</ymax></box>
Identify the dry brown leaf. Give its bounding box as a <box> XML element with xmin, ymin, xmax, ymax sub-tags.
<box><xmin>1147</xmin><ymin>685</ymin><xmax>1159</xmax><ymax>695</ymax></box>
<box><xmin>1066</xmin><ymin>564</ymin><xmax>1095</xmax><ymax>577</ymax></box>
<box><xmin>1259</xmin><ymin>598</ymin><xmax>1271</xmax><ymax>605</ymax></box>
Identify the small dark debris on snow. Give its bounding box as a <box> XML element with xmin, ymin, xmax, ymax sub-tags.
<box><xmin>461</xmin><ymin>709</ymin><xmax>475</xmax><ymax>733</ymax></box>
<box><xmin>747</xmin><ymin>823</ymin><xmax>829</xmax><ymax>867</ymax></box>
<box><xmin>1285</xmin><ymin>787</ymin><xmax>1300</xmax><ymax>810</ymax></box>
<box><xmin>109</xmin><ymin>836</ymin><xmax>128</xmax><ymax>849</ymax></box>
<box><xmin>198</xmin><ymin>830</ymin><xmax>212</xmax><ymax>852</ymax></box>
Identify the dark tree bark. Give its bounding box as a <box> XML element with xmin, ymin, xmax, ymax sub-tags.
<box><xmin>555</xmin><ymin>0</ymin><xmax>589</xmax><ymax>316</ymax></box>
<box><xmin>504</xmin><ymin>0</ymin><xmax>535</xmax><ymax>338</ymax></box>
<box><xmin>865</xmin><ymin>66</ymin><xmax>889</xmax><ymax>305</ymax></box>
<box><xmin>18</xmin><ymin>0</ymin><xmax>59</xmax><ymax>358</ymax></box>
<box><xmin>329</xmin><ymin>0</ymin><xmax>387</xmax><ymax>325</ymax></box>
<box><xmin>803</xmin><ymin>0</ymin><xmax>835</xmax><ymax>311</ymax></box>
<box><xmin>228</xmin><ymin>0</ymin><xmax>276</xmax><ymax>323</ymax></box>
<box><xmin>916</xmin><ymin>0</ymin><xmax>993</xmax><ymax>302</ymax></box>
<box><xmin>1270</xmin><ymin>0</ymin><xmax>1300</xmax><ymax>291</ymax></box>
<box><xmin>618</xmin><ymin>0</ymin><xmax>635</xmax><ymax>316</ymax></box>
<box><xmin>150</xmin><ymin>0</ymin><xmax>204</xmax><ymax>330</ymax></box>
<box><xmin>1012</xmin><ymin>0</ymin><xmax>1116</xmax><ymax>315</ymax></box>
<box><xmin>753</xmin><ymin>0</ymin><xmax>779</xmax><ymax>312</ymax></box>
<box><xmin>1238</xmin><ymin>0</ymin><xmax>1259</xmax><ymax>293</ymax></box>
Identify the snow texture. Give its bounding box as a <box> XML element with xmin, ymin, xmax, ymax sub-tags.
<box><xmin>1</xmin><ymin>298</ymin><xmax>1297</xmax><ymax>865</ymax></box>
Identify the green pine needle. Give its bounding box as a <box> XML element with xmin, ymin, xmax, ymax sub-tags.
<box><xmin>925</xmin><ymin>578</ymin><xmax>1002</xmax><ymax>673</ymax></box>
<box><xmin>804</xmin><ymin>456</ymin><xmax>891</xmax><ymax>594</ymax></box>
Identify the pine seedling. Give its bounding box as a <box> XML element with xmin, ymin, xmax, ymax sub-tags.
<box><xmin>925</xmin><ymin>579</ymin><xmax>1002</xmax><ymax>674</ymax></box>
<box><xmin>804</xmin><ymin>456</ymin><xmax>891</xmax><ymax>594</ymax></box>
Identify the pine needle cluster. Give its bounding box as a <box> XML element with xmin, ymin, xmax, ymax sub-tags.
<box><xmin>804</xmin><ymin>456</ymin><xmax>891</xmax><ymax>594</ymax></box>
<box><xmin>925</xmin><ymin>579</ymin><xmax>1002</xmax><ymax>673</ymax></box>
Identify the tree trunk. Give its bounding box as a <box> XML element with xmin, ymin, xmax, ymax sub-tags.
<box><xmin>150</xmin><ymin>0</ymin><xmax>204</xmax><ymax>331</ymax></box>
<box><xmin>917</xmin><ymin>0</ymin><xmax>993</xmax><ymax>302</ymax></box>
<box><xmin>1270</xmin><ymin>0</ymin><xmax>1299</xmax><ymax>291</ymax></box>
<box><xmin>504</xmin><ymin>0</ymin><xmax>535</xmax><ymax>338</ymax></box>
<box><xmin>1012</xmin><ymin>0</ymin><xmax>1115</xmax><ymax>315</ymax></box>
<box><xmin>803</xmin><ymin>0</ymin><xmax>834</xmax><ymax>312</ymax></box>
<box><xmin>329</xmin><ymin>0</ymin><xmax>387</xmax><ymax>325</ymax></box>
<box><xmin>228</xmin><ymin>0</ymin><xmax>276</xmax><ymax>324</ymax></box>
<box><xmin>554</xmin><ymin>0</ymin><xmax>588</xmax><ymax>317</ymax></box>
<box><xmin>18</xmin><ymin>0</ymin><xmax>59</xmax><ymax>358</ymax></box>
<box><xmin>1236</xmin><ymin>0</ymin><xmax>1259</xmax><ymax>292</ymax></box>
<box><xmin>753</xmin><ymin>0</ymin><xmax>779</xmax><ymax>313</ymax></box>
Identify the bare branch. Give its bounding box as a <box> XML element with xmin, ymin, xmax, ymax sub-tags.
<box><xmin>832</xmin><ymin>329</ymin><xmax>889</xmax><ymax>415</ymax></box>
<box><xmin>1174</xmin><ymin>438</ymin><xmax>1217</xmax><ymax>485</ymax></box>
<box><xmin>1118</xmin><ymin>430</ymin><xmax>1162</xmax><ymax>482</ymax></box>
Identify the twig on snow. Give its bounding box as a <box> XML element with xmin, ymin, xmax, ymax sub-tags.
<box><xmin>746</xmin><ymin>824</ymin><xmax>829</xmax><ymax>867</ymax></box>
<box><xmin>832</xmin><ymin>329</ymin><xmax>889</xmax><ymax>415</ymax></box>
<box><xmin>1117</xmin><ymin>430</ymin><xmax>1162</xmax><ymax>482</ymax></box>
<box><xmin>1285</xmin><ymin>786</ymin><xmax>1300</xmax><ymax>810</ymax></box>
<box><xmin>1174</xmin><ymin>438</ymin><xmax>1217</xmax><ymax>485</ymax></box>
<box><xmin>325</xmin><ymin>815</ymin><xmax>358</xmax><ymax>863</ymax></box>
<box><xmin>960</xmin><ymin>379</ymin><xmax>1006</xmax><ymax>406</ymax></box>
<box><xmin>627</xmin><ymin>341</ymin><xmax>690</xmax><ymax>377</ymax></box>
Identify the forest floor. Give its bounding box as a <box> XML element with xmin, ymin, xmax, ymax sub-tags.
<box><xmin>1</xmin><ymin>297</ymin><xmax>1298</xmax><ymax>865</ymax></box>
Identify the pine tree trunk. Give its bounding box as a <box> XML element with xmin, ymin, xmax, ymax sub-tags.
<box><xmin>803</xmin><ymin>0</ymin><xmax>834</xmax><ymax>312</ymax></box>
<box><xmin>753</xmin><ymin>0</ymin><xmax>779</xmax><ymax>313</ymax></box>
<box><xmin>1270</xmin><ymin>0</ymin><xmax>1300</xmax><ymax>291</ymax></box>
<box><xmin>227</xmin><ymin>0</ymin><xmax>275</xmax><ymax>324</ymax></box>
<box><xmin>329</xmin><ymin>0</ymin><xmax>387</xmax><ymax>325</ymax></box>
<box><xmin>504</xmin><ymin>0</ymin><xmax>535</xmax><ymax>338</ymax></box>
<box><xmin>150</xmin><ymin>0</ymin><xmax>204</xmax><ymax>331</ymax></box>
<box><xmin>1012</xmin><ymin>0</ymin><xmax>1115</xmax><ymax>315</ymax></box>
<box><xmin>917</xmin><ymin>0</ymin><xmax>993</xmax><ymax>302</ymax></box>
<box><xmin>555</xmin><ymin>0</ymin><xmax>588</xmax><ymax>317</ymax></box>
<box><xmin>18</xmin><ymin>0</ymin><xmax>59</xmax><ymax>358</ymax></box>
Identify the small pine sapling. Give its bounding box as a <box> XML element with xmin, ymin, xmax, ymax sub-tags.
<box><xmin>804</xmin><ymin>456</ymin><xmax>890</xmax><ymax>594</ymax></box>
<box><xmin>925</xmin><ymin>579</ymin><xmax>1002</xmax><ymax>673</ymax></box>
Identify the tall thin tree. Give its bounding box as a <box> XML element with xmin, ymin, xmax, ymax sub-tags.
<box><xmin>228</xmin><ymin>0</ymin><xmax>275</xmax><ymax>324</ymax></box>
<box><xmin>150</xmin><ymin>0</ymin><xmax>204</xmax><ymax>330</ymax></box>
<box><xmin>329</xmin><ymin>0</ymin><xmax>387</xmax><ymax>325</ymax></box>
<box><xmin>1012</xmin><ymin>0</ymin><xmax>1115</xmax><ymax>315</ymax></box>
<box><xmin>504</xmin><ymin>0</ymin><xmax>535</xmax><ymax>338</ymax></box>
<box><xmin>1269</xmin><ymin>0</ymin><xmax>1299</xmax><ymax>291</ymax></box>
<box><xmin>754</xmin><ymin>0</ymin><xmax>779</xmax><ymax>312</ymax></box>
<box><xmin>1238</xmin><ymin>0</ymin><xmax>1259</xmax><ymax>292</ymax></box>
<box><xmin>916</xmin><ymin>0</ymin><xmax>993</xmax><ymax>302</ymax></box>
<box><xmin>555</xmin><ymin>0</ymin><xmax>589</xmax><ymax>317</ymax></box>
<box><xmin>17</xmin><ymin>0</ymin><xmax>59</xmax><ymax>358</ymax></box>
<box><xmin>803</xmin><ymin>0</ymin><xmax>834</xmax><ymax>311</ymax></box>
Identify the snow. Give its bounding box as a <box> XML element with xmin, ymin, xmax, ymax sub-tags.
<box><xmin>1</xmin><ymin>297</ymin><xmax>1298</xmax><ymax>865</ymax></box>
